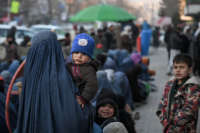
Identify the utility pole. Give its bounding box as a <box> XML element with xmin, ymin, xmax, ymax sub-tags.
<box><xmin>66</xmin><ymin>0</ymin><xmax>74</xmax><ymax>21</ymax></box>
<box><xmin>7</xmin><ymin>0</ymin><xmax>11</xmax><ymax>22</ymax></box>
<box><xmin>151</xmin><ymin>0</ymin><xmax>155</xmax><ymax>25</ymax></box>
<box><xmin>48</xmin><ymin>0</ymin><xmax>53</xmax><ymax>21</ymax></box>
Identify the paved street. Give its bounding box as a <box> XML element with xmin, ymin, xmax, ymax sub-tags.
<box><xmin>134</xmin><ymin>47</ymin><xmax>170</xmax><ymax>133</ymax></box>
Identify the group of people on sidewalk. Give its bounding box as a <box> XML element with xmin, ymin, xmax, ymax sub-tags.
<box><xmin>0</xmin><ymin>20</ymin><xmax>200</xmax><ymax>133</ymax></box>
<box><xmin>0</xmin><ymin>20</ymin><xmax>159</xmax><ymax>133</ymax></box>
<box><xmin>163</xmin><ymin>22</ymin><xmax>200</xmax><ymax>77</ymax></box>
<box><xmin>1</xmin><ymin>31</ymin><xmax>148</xmax><ymax>133</ymax></box>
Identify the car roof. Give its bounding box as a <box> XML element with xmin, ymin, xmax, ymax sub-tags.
<box><xmin>30</xmin><ymin>24</ymin><xmax>61</xmax><ymax>30</ymax></box>
<box><xmin>17</xmin><ymin>26</ymin><xmax>31</xmax><ymax>31</ymax></box>
<box><xmin>0</xmin><ymin>24</ymin><xmax>30</xmax><ymax>31</ymax></box>
<box><xmin>0</xmin><ymin>24</ymin><xmax>12</xmax><ymax>29</ymax></box>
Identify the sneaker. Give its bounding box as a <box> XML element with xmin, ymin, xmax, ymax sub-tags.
<box><xmin>166</xmin><ymin>72</ymin><xmax>172</xmax><ymax>76</ymax></box>
<box><xmin>134</xmin><ymin>112</ymin><xmax>140</xmax><ymax>120</ymax></box>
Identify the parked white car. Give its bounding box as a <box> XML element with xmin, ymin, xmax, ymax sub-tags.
<box><xmin>159</xmin><ymin>29</ymin><xmax>165</xmax><ymax>46</ymax></box>
<box><xmin>30</xmin><ymin>24</ymin><xmax>65</xmax><ymax>40</ymax></box>
<box><xmin>0</xmin><ymin>24</ymin><xmax>33</xmax><ymax>45</ymax></box>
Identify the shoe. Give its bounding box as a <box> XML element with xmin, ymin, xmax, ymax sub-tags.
<box><xmin>134</xmin><ymin>112</ymin><xmax>140</xmax><ymax>120</ymax></box>
<box><xmin>166</xmin><ymin>72</ymin><xmax>172</xmax><ymax>76</ymax></box>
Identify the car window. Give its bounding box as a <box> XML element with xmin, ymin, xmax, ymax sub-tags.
<box><xmin>0</xmin><ymin>29</ymin><xmax>8</xmax><ymax>37</ymax></box>
<box><xmin>16</xmin><ymin>30</ymin><xmax>33</xmax><ymax>38</ymax></box>
<box><xmin>30</xmin><ymin>25</ymin><xmax>65</xmax><ymax>40</ymax></box>
<box><xmin>32</xmin><ymin>28</ymin><xmax>51</xmax><ymax>33</ymax></box>
<box><xmin>23</xmin><ymin>31</ymin><xmax>33</xmax><ymax>37</ymax></box>
<box><xmin>55</xmin><ymin>29</ymin><xmax>65</xmax><ymax>36</ymax></box>
<box><xmin>16</xmin><ymin>30</ymin><xmax>24</xmax><ymax>38</ymax></box>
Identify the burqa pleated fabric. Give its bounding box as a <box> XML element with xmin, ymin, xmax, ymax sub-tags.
<box><xmin>15</xmin><ymin>31</ymin><xmax>89</xmax><ymax>133</ymax></box>
<box><xmin>0</xmin><ymin>92</ymin><xmax>17</xmax><ymax>133</ymax></box>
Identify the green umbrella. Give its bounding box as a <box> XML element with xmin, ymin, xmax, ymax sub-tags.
<box><xmin>69</xmin><ymin>4</ymin><xmax>136</xmax><ymax>22</ymax></box>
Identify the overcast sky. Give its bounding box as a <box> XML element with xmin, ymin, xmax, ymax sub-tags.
<box><xmin>127</xmin><ymin>0</ymin><xmax>161</xmax><ymax>24</ymax></box>
<box><xmin>131</xmin><ymin>0</ymin><xmax>161</xmax><ymax>8</ymax></box>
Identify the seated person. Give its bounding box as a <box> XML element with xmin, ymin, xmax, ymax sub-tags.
<box><xmin>95</xmin><ymin>90</ymin><xmax>136</xmax><ymax>133</ymax></box>
<box><xmin>95</xmin><ymin>97</ymin><xmax>128</xmax><ymax>133</ymax></box>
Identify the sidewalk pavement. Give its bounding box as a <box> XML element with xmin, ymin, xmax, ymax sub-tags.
<box><xmin>133</xmin><ymin>47</ymin><xmax>170</xmax><ymax>133</ymax></box>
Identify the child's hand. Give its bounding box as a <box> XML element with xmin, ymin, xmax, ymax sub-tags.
<box><xmin>80</xmin><ymin>104</ymin><xmax>85</xmax><ymax>109</ymax></box>
<box><xmin>125</xmin><ymin>104</ymin><xmax>132</xmax><ymax>113</ymax></box>
<box><xmin>76</xmin><ymin>96</ymin><xmax>85</xmax><ymax>109</ymax></box>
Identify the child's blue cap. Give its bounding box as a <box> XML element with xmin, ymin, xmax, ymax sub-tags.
<box><xmin>71</xmin><ymin>33</ymin><xmax>95</xmax><ymax>58</ymax></box>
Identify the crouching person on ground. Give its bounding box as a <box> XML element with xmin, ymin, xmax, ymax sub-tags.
<box><xmin>95</xmin><ymin>97</ymin><xmax>128</xmax><ymax>133</ymax></box>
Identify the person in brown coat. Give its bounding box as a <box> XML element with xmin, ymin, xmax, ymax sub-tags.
<box><xmin>1</xmin><ymin>34</ymin><xmax>19</xmax><ymax>64</ymax></box>
<box><xmin>67</xmin><ymin>33</ymin><xmax>99</xmax><ymax>108</ymax></box>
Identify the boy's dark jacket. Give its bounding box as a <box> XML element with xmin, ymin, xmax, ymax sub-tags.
<box><xmin>67</xmin><ymin>59</ymin><xmax>99</xmax><ymax>102</ymax></box>
<box><xmin>156</xmin><ymin>76</ymin><xmax>200</xmax><ymax>133</ymax></box>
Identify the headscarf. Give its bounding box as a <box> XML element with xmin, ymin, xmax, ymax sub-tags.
<box><xmin>15</xmin><ymin>31</ymin><xmax>88</xmax><ymax>133</ymax></box>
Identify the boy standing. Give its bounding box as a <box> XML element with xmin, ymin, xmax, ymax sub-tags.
<box><xmin>156</xmin><ymin>54</ymin><xmax>200</xmax><ymax>133</ymax></box>
<box><xmin>67</xmin><ymin>33</ymin><xmax>99</xmax><ymax>107</ymax></box>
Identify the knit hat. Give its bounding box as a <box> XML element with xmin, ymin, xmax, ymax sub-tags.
<box><xmin>103</xmin><ymin>122</ymin><xmax>128</xmax><ymax>133</ymax></box>
<box><xmin>71</xmin><ymin>33</ymin><xmax>95</xmax><ymax>58</ymax></box>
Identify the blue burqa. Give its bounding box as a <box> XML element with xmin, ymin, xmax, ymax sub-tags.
<box><xmin>0</xmin><ymin>92</ymin><xmax>17</xmax><ymax>133</ymax></box>
<box><xmin>15</xmin><ymin>31</ymin><xmax>89</xmax><ymax>133</ymax></box>
<box><xmin>141</xmin><ymin>21</ymin><xmax>152</xmax><ymax>56</ymax></box>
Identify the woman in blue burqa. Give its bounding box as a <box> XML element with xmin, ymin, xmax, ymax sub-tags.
<box><xmin>15</xmin><ymin>31</ymin><xmax>91</xmax><ymax>133</ymax></box>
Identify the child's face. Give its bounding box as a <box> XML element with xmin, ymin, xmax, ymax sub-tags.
<box><xmin>7</xmin><ymin>37</ymin><xmax>13</xmax><ymax>44</ymax></box>
<box><xmin>173</xmin><ymin>62</ymin><xmax>192</xmax><ymax>80</ymax></box>
<box><xmin>72</xmin><ymin>52</ymin><xmax>90</xmax><ymax>65</ymax></box>
<box><xmin>98</xmin><ymin>104</ymin><xmax>115</xmax><ymax>118</ymax></box>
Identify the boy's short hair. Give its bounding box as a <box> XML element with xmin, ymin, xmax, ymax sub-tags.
<box><xmin>173</xmin><ymin>54</ymin><xmax>193</xmax><ymax>68</ymax></box>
